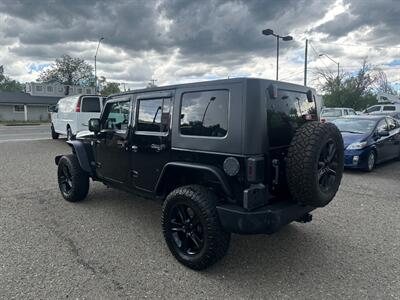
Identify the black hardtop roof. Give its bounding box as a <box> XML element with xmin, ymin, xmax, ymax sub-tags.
<box><xmin>108</xmin><ymin>77</ymin><xmax>314</xmax><ymax>99</ymax></box>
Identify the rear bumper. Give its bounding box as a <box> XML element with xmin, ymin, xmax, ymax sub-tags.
<box><xmin>216</xmin><ymin>202</ymin><xmax>314</xmax><ymax>234</ymax></box>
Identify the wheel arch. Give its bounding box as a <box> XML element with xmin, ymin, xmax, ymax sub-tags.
<box><xmin>155</xmin><ymin>162</ymin><xmax>234</xmax><ymax>201</ymax></box>
<box><xmin>56</xmin><ymin>140</ymin><xmax>94</xmax><ymax>175</ymax></box>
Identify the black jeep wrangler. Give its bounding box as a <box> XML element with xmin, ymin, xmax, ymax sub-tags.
<box><xmin>55</xmin><ymin>78</ymin><xmax>344</xmax><ymax>270</ymax></box>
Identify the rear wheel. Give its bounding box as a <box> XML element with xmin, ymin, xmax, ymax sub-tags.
<box><xmin>162</xmin><ymin>185</ymin><xmax>230</xmax><ymax>270</ymax></box>
<box><xmin>57</xmin><ymin>154</ymin><xmax>89</xmax><ymax>202</ymax></box>
<box><xmin>51</xmin><ymin>124</ymin><xmax>59</xmax><ymax>139</ymax></box>
<box><xmin>66</xmin><ymin>126</ymin><xmax>75</xmax><ymax>141</ymax></box>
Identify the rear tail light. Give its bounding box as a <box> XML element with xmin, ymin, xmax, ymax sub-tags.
<box><xmin>246</xmin><ymin>157</ymin><xmax>264</xmax><ymax>183</ymax></box>
<box><xmin>75</xmin><ymin>99</ymin><xmax>81</xmax><ymax>112</ymax></box>
<box><xmin>304</xmin><ymin>114</ymin><xmax>317</xmax><ymax>121</ymax></box>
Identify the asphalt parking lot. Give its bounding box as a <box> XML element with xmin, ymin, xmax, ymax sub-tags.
<box><xmin>0</xmin><ymin>131</ymin><xmax>399</xmax><ymax>299</ymax></box>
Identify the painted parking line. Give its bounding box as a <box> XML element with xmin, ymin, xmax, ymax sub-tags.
<box><xmin>0</xmin><ymin>138</ymin><xmax>51</xmax><ymax>143</ymax></box>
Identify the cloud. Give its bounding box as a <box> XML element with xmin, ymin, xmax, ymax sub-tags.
<box><xmin>0</xmin><ymin>0</ymin><xmax>398</xmax><ymax>93</ymax></box>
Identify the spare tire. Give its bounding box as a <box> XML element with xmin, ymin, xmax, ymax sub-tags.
<box><xmin>286</xmin><ymin>122</ymin><xmax>344</xmax><ymax>207</ymax></box>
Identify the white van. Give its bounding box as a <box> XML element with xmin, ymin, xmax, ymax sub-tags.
<box><xmin>50</xmin><ymin>95</ymin><xmax>104</xmax><ymax>140</ymax></box>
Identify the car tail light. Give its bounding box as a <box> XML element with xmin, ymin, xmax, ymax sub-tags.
<box><xmin>304</xmin><ymin>114</ymin><xmax>317</xmax><ymax>121</ymax></box>
<box><xmin>75</xmin><ymin>99</ymin><xmax>81</xmax><ymax>112</ymax></box>
<box><xmin>246</xmin><ymin>157</ymin><xmax>264</xmax><ymax>183</ymax></box>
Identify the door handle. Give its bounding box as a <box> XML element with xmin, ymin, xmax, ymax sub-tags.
<box><xmin>150</xmin><ymin>144</ymin><xmax>165</xmax><ymax>152</ymax></box>
<box><xmin>131</xmin><ymin>145</ymin><xmax>138</xmax><ymax>152</ymax></box>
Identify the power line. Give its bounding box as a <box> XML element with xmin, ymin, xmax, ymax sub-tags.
<box><xmin>311</xmin><ymin>40</ymin><xmax>400</xmax><ymax>50</ymax></box>
<box><xmin>308</xmin><ymin>41</ymin><xmax>332</xmax><ymax>73</ymax></box>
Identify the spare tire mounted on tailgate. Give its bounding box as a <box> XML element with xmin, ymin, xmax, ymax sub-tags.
<box><xmin>286</xmin><ymin>122</ymin><xmax>344</xmax><ymax>208</ymax></box>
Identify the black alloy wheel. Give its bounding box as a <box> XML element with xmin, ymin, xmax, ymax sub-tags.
<box><xmin>59</xmin><ymin>163</ymin><xmax>73</xmax><ymax>196</ymax></box>
<box><xmin>317</xmin><ymin>139</ymin><xmax>339</xmax><ymax>192</ymax></box>
<box><xmin>162</xmin><ymin>185</ymin><xmax>230</xmax><ymax>270</ymax></box>
<box><xmin>57</xmin><ymin>154</ymin><xmax>89</xmax><ymax>202</ymax></box>
<box><xmin>169</xmin><ymin>204</ymin><xmax>204</xmax><ymax>255</ymax></box>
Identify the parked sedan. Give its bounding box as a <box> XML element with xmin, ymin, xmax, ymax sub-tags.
<box><xmin>332</xmin><ymin>115</ymin><xmax>400</xmax><ymax>171</ymax></box>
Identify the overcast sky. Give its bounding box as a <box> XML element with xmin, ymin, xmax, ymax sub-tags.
<box><xmin>0</xmin><ymin>0</ymin><xmax>399</xmax><ymax>91</ymax></box>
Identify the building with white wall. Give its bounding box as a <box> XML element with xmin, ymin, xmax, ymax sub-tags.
<box><xmin>0</xmin><ymin>82</ymin><xmax>96</xmax><ymax>122</ymax></box>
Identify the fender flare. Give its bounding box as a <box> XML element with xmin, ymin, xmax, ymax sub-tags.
<box><xmin>155</xmin><ymin>162</ymin><xmax>233</xmax><ymax>198</ymax></box>
<box><xmin>55</xmin><ymin>140</ymin><xmax>93</xmax><ymax>175</ymax></box>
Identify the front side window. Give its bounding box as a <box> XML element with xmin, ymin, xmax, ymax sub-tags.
<box><xmin>103</xmin><ymin>100</ymin><xmax>130</xmax><ymax>131</ymax></box>
<box><xmin>137</xmin><ymin>98</ymin><xmax>171</xmax><ymax>133</ymax></box>
<box><xmin>386</xmin><ymin>117</ymin><xmax>397</xmax><ymax>130</ymax></box>
<box><xmin>377</xmin><ymin>119</ymin><xmax>388</xmax><ymax>132</ymax></box>
<box><xmin>13</xmin><ymin>105</ymin><xmax>25</xmax><ymax>112</ymax></box>
<box><xmin>180</xmin><ymin>90</ymin><xmax>228</xmax><ymax>137</ymax></box>
<box><xmin>81</xmin><ymin>97</ymin><xmax>101</xmax><ymax>112</ymax></box>
<box><xmin>366</xmin><ymin>106</ymin><xmax>380</xmax><ymax>113</ymax></box>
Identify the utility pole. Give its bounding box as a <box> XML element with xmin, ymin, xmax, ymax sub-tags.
<box><xmin>94</xmin><ymin>37</ymin><xmax>104</xmax><ymax>94</ymax></box>
<box><xmin>304</xmin><ymin>39</ymin><xmax>308</xmax><ymax>86</ymax></box>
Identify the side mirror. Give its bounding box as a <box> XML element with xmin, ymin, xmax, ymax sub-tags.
<box><xmin>89</xmin><ymin>118</ymin><xmax>100</xmax><ymax>133</ymax></box>
<box><xmin>378</xmin><ymin>130</ymin><xmax>389</xmax><ymax>137</ymax></box>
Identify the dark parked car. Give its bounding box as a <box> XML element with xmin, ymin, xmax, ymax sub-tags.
<box><xmin>55</xmin><ymin>78</ymin><xmax>344</xmax><ymax>270</ymax></box>
<box><xmin>332</xmin><ymin>115</ymin><xmax>400</xmax><ymax>171</ymax></box>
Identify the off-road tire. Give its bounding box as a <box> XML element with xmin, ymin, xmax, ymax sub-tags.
<box><xmin>57</xmin><ymin>154</ymin><xmax>89</xmax><ymax>202</ymax></box>
<box><xmin>51</xmin><ymin>124</ymin><xmax>59</xmax><ymax>139</ymax></box>
<box><xmin>162</xmin><ymin>185</ymin><xmax>231</xmax><ymax>270</ymax></box>
<box><xmin>286</xmin><ymin>122</ymin><xmax>344</xmax><ymax>208</ymax></box>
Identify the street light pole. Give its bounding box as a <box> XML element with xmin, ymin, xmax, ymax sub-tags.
<box><xmin>94</xmin><ymin>37</ymin><xmax>104</xmax><ymax>94</ymax></box>
<box><xmin>262</xmin><ymin>29</ymin><xmax>293</xmax><ymax>81</ymax></box>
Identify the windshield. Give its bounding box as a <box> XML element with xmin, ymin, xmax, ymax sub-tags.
<box><xmin>321</xmin><ymin>109</ymin><xmax>342</xmax><ymax>117</ymax></box>
<box><xmin>332</xmin><ymin>118</ymin><xmax>377</xmax><ymax>134</ymax></box>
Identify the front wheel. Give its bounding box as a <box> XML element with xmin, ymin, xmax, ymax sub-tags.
<box><xmin>57</xmin><ymin>154</ymin><xmax>89</xmax><ymax>202</ymax></box>
<box><xmin>364</xmin><ymin>151</ymin><xmax>376</xmax><ymax>172</ymax></box>
<box><xmin>162</xmin><ymin>185</ymin><xmax>231</xmax><ymax>270</ymax></box>
<box><xmin>51</xmin><ymin>124</ymin><xmax>59</xmax><ymax>139</ymax></box>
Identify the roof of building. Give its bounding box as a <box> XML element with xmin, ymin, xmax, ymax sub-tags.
<box><xmin>0</xmin><ymin>91</ymin><xmax>61</xmax><ymax>105</ymax></box>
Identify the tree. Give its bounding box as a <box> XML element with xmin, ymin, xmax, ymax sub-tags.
<box><xmin>0</xmin><ymin>66</ymin><xmax>24</xmax><ymax>92</ymax></box>
<box><xmin>101</xmin><ymin>82</ymin><xmax>121</xmax><ymax>96</ymax></box>
<box><xmin>38</xmin><ymin>55</ymin><xmax>94</xmax><ymax>86</ymax></box>
<box><xmin>319</xmin><ymin>59</ymin><xmax>379</xmax><ymax>110</ymax></box>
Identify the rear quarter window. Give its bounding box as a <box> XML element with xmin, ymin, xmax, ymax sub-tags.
<box><xmin>383</xmin><ymin>106</ymin><xmax>396</xmax><ymax>111</ymax></box>
<box><xmin>81</xmin><ymin>97</ymin><xmax>101</xmax><ymax>112</ymax></box>
<box><xmin>180</xmin><ymin>90</ymin><xmax>229</xmax><ymax>137</ymax></box>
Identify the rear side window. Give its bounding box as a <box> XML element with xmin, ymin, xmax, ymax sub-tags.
<box><xmin>137</xmin><ymin>98</ymin><xmax>171</xmax><ymax>133</ymax></box>
<box><xmin>383</xmin><ymin>106</ymin><xmax>396</xmax><ymax>111</ymax></box>
<box><xmin>81</xmin><ymin>97</ymin><xmax>101</xmax><ymax>112</ymax></box>
<box><xmin>180</xmin><ymin>90</ymin><xmax>228</xmax><ymax>137</ymax></box>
